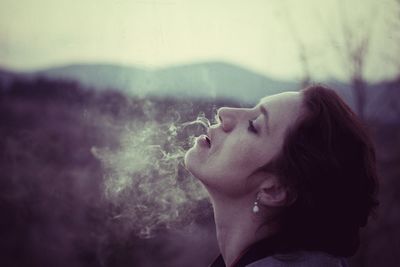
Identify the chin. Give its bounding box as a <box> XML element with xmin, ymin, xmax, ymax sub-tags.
<box><xmin>184</xmin><ymin>148</ymin><xmax>199</xmax><ymax>174</ymax></box>
<box><xmin>184</xmin><ymin>148</ymin><xmax>208</xmax><ymax>181</ymax></box>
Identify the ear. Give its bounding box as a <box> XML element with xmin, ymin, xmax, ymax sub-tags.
<box><xmin>257</xmin><ymin>176</ymin><xmax>294</xmax><ymax>207</ymax></box>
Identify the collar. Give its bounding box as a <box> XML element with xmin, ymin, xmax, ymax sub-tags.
<box><xmin>209</xmin><ymin>235</ymin><xmax>281</xmax><ymax>267</ymax></box>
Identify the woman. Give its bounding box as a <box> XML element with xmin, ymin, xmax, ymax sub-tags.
<box><xmin>184</xmin><ymin>85</ymin><xmax>378</xmax><ymax>267</ymax></box>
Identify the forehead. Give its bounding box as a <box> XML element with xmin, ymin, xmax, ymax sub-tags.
<box><xmin>257</xmin><ymin>91</ymin><xmax>304</xmax><ymax>130</ymax></box>
<box><xmin>259</xmin><ymin>91</ymin><xmax>302</xmax><ymax>107</ymax></box>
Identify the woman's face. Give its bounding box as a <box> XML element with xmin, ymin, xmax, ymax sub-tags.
<box><xmin>184</xmin><ymin>91</ymin><xmax>304</xmax><ymax>197</ymax></box>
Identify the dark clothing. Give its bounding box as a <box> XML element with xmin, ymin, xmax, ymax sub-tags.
<box><xmin>209</xmin><ymin>236</ymin><xmax>348</xmax><ymax>267</ymax></box>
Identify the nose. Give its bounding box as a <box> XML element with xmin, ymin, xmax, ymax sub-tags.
<box><xmin>217</xmin><ymin>107</ymin><xmax>237</xmax><ymax>132</ymax></box>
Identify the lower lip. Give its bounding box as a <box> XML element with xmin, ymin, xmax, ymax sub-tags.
<box><xmin>196</xmin><ymin>135</ymin><xmax>210</xmax><ymax>148</ymax></box>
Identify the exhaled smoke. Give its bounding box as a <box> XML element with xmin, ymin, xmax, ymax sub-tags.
<box><xmin>92</xmin><ymin>114</ymin><xmax>211</xmax><ymax>238</ymax></box>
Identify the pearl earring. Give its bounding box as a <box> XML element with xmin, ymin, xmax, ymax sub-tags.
<box><xmin>252</xmin><ymin>198</ymin><xmax>260</xmax><ymax>214</ymax></box>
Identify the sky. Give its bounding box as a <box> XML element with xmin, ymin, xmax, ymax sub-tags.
<box><xmin>0</xmin><ymin>0</ymin><xmax>398</xmax><ymax>81</ymax></box>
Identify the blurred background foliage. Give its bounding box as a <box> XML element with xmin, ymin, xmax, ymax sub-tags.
<box><xmin>0</xmin><ymin>77</ymin><xmax>222</xmax><ymax>267</ymax></box>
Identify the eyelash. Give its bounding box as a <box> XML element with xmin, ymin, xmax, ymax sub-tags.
<box><xmin>248</xmin><ymin>120</ymin><xmax>258</xmax><ymax>134</ymax></box>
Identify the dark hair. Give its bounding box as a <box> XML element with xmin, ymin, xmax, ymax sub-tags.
<box><xmin>263</xmin><ymin>85</ymin><xmax>379</xmax><ymax>257</ymax></box>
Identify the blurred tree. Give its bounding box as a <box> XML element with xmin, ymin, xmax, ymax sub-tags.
<box><xmin>280</xmin><ymin>2</ymin><xmax>312</xmax><ymax>88</ymax></box>
<box><xmin>281</xmin><ymin>1</ymin><xmax>376</xmax><ymax>118</ymax></box>
<box><xmin>325</xmin><ymin>0</ymin><xmax>377</xmax><ymax>121</ymax></box>
<box><xmin>384</xmin><ymin>0</ymin><xmax>400</xmax><ymax>78</ymax></box>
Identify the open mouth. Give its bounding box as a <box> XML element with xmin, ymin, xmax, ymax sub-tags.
<box><xmin>205</xmin><ymin>136</ymin><xmax>211</xmax><ymax>147</ymax></box>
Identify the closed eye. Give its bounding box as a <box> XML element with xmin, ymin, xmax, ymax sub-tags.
<box><xmin>248</xmin><ymin>120</ymin><xmax>258</xmax><ymax>134</ymax></box>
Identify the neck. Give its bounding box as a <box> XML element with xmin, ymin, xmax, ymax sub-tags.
<box><xmin>209</xmin><ymin>193</ymin><xmax>278</xmax><ymax>267</ymax></box>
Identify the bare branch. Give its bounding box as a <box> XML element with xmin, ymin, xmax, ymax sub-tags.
<box><xmin>280</xmin><ymin>0</ymin><xmax>312</xmax><ymax>87</ymax></box>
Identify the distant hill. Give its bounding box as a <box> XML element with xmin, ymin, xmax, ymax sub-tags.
<box><xmin>1</xmin><ymin>62</ymin><xmax>399</xmax><ymax>123</ymax></box>
<box><xmin>0</xmin><ymin>62</ymin><xmax>298</xmax><ymax>103</ymax></box>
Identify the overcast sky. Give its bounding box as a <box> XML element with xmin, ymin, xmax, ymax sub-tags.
<box><xmin>0</xmin><ymin>0</ymin><xmax>398</xmax><ymax>81</ymax></box>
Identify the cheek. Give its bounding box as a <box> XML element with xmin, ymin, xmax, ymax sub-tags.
<box><xmin>213</xmin><ymin>138</ymin><xmax>264</xmax><ymax>174</ymax></box>
<box><xmin>229</xmin><ymin>148</ymin><xmax>257</xmax><ymax>168</ymax></box>
<box><xmin>225</xmin><ymin>138</ymin><xmax>281</xmax><ymax>173</ymax></box>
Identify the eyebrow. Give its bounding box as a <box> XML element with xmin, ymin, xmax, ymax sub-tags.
<box><xmin>259</xmin><ymin>105</ymin><xmax>269</xmax><ymax>133</ymax></box>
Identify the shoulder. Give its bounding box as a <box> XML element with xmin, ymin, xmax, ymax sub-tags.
<box><xmin>245</xmin><ymin>251</ymin><xmax>348</xmax><ymax>267</ymax></box>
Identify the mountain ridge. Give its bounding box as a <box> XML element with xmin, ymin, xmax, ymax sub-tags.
<box><xmin>1</xmin><ymin>61</ymin><xmax>399</xmax><ymax>124</ymax></box>
<box><xmin>1</xmin><ymin>61</ymin><xmax>298</xmax><ymax>103</ymax></box>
